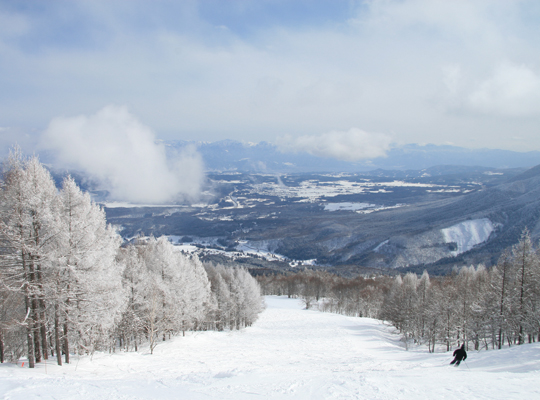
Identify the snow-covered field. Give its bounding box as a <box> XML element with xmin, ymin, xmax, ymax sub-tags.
<box><xmin>249</xmin><ymin>180</ymin><xmax>457</xmax><ymax>202</ymax></box>
<box><xmin>1</xmin><ymin>296</ymin><xmax>539</xmax><ymax>399</ymax></box>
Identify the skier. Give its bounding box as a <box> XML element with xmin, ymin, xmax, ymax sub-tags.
<box><xmin>450</xmin><ymin>344</ymin><xmax>467</xmax><ymax>366</ymax></box>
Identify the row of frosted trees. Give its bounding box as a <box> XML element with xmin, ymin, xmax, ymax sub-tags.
<box><xmin>0</xmin><ymin>151</ymin><xmax>263</xmax><ymax>367</ymax></box>
<box><xmin>258</xmin><ymin>231</ymin><xmax>540</xmax><ymax>352</ymax></box>
<box><xmin>115</xmin><ymin>239</ymin><xmax>263</xmax><ymax>355</ymax></box>
<box><xmin>257</xmin><ymin>269</ymin><xmax>391</xmax><ymax>319</ymax></box>
<box><xmin>381</xmin><ymin>231</ymin><xmax>540</xmax><ymax>352</ymax></box>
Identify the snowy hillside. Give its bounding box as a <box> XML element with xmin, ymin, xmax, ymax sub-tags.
<box><xmin>1</xmin><ymin>296</ymin><xmax>538</xmax><ymax>399</ymax></box>
<box><xmin>441</xmin><ymin>218</ymin><xmax>495</xmax><ymax>256</ymax></box>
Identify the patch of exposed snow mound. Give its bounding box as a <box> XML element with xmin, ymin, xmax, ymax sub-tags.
<box><xmin>442</xmin><ymin>218</ymin><xmax>494</xmax><ymax>256</ymax></box>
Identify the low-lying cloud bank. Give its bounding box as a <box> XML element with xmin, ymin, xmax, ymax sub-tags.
<box><xmin>276</xmin><ymin>128</ymin><xmax>392</xmax><ymax>162</ymax></box>
<box><xmin>41</xmin><ymin>106</ymin><xmax>204</xmax><ymax>204</ymax></box>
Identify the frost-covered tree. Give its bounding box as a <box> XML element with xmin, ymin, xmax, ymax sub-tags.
<box><xmin>380</xmin><ymin>275</ymin><xmax>405</xmax><ymax>331</ymax></box>
<box><xmin>423</xmin><ymin>280</ymin><xmax>443</xmax><ymax>353</ymax></box>
<box><xmin>116</xmin><ymin>245</ymin><xmax>146</xmax><ymax>351</ymax></box>
<box><xmin>0</xmin><ymin>153</ymin><xmax>125</xmax><ymax>367</ymax></box>
<box><xmin>118</xmin><ymin>237</ymin><xmax>212</xmax><ymax>352</ymax></box>
<box><xmin>416</xmin><ymin>271</ymin><xmax>430</xmax><ymax>339</ymax></box>
<box><xmin>52</xmin><ymin>176</ymin><xmax>124</xmax><ymax>364</ymax></box>
<box><xmin>0</xmin><ymin>152</ymin><xmax>264</xmax><ymax>367</ymax></box>
<box><xmin>504</xmin><ymin>230</ymin><xmax>540</xmax><ymax>345</ymax></box>
<box><xmin>204</xmin><ymin>264</ymin><xmax>233</xmax><ymax>330</ymax></box>
<box><xmin>233</xmin><ymin>267</ymin><xmax>264</xmax><ymax>327</ymax></box>
<box><xmin>204</xmin><ymin>263</ymin><xmax>264</xmax><ymax>330</ymax></box>
<box><xmin>0</xmin><ymin>151</ymin><xmax>58</xmax><ymax>367</ymax></box>
<box><xmin>491</xmin><ymin>251</ymin><xmax>514</xmax><ymax>349</ymax></box>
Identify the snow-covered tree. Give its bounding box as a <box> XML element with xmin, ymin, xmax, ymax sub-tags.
<box><xmin>0</xmin><ymin>153</ymin><xmax>125</xmax><ymax>367</ymax></box>
<box><xmin>118</xmin><ymin>237</ymin><xmax>212</xmax><ymax>352</ymax></box>
<box><xmin>52</xmin><ymin>176</ymin><xmax>124</xmax><ymax>364</ymax></box>
<box><xmin>491</xmin><ymin>251</ymin><xmax>514</xmax><ymax>349</ymax></box>
<box><xmin>205</xmin><ymin>263</ymin><xmax>264</xmax><ymax>330</ymax></box>
<box><xmin>116</xmin><ymin>245</ymin><xmax>147</xmax><ymax>351</ymax></box>
<box><xmin>0</xmin><ymin>150</ymin><xmax>58</xmax><ymax>367</ymax></box>
<box><xmin>511</xmin><ymin>230</ymin><xmax>540</xmax><ymax>344</ymax></box>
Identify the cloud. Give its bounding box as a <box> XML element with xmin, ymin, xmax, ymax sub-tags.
<box><xmin>2</xmin><ymin>1</ymin><xmax>540</xmax><ymax>151</ymax></box>
<box><xmin>40</xmin><ymin>105</ymin><xmax>205</xmax><ymax>204</ymax></box>
<box><xmin>442</xmin><ymin>64</ymin><xmax>462</xmax><ymax>96</ymax></box>
<box><xmin>467</xmin><ymin>63</ymin><xmax>540</xmax><ymax>117</ymax></box>
<box><xmin>277</xmin><ymin>128</ymin><xmax>392</xmax><ymax>162</ymax></box>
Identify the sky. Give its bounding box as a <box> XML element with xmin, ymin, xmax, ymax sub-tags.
<box><xmin>1</xmin><ymin>0</ymin><xmax>540</xmax><ymax>202</ymax></box>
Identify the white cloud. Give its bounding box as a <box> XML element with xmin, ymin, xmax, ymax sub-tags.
<box><xmin>40</xmin><ymin>105</ymin><xmax>205</xmax><ymax>204</ymax></box>
<box><xmin>468</xmin><ymin>63</ymin><xmax>540</xmax><ymax>116</ymax></box>
<box><xmin>442</xmin><ymin>64</ymin><xmax>462</xmax><ymax>96</ymax></box>
<box><xmin>277</xmin><ymin>128</ymin><xmax>392</xmax><ymax>162</ymax></box>
<box><xmin>2</xmin><ymin>1</ymin><xmax>540</xmax><ymax>151</ymax></box>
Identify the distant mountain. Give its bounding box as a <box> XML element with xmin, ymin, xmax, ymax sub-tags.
<box><xmin>163</xmin><ymin>140</ymin><xmax>540</xmax><ymax>173</ymax></box>
<box><xmin>376</xmin><ymin>144</ymin><xmax>540</xmax><ymax>170</ymax></box>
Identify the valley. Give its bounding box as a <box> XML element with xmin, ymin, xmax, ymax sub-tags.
<box><xmin>103</xmin><ymin>165</ymin><xmax>531</xmax><ymax>275</ymax></box>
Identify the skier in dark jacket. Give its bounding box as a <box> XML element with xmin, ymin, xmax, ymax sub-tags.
<box><xmin>450</xmin><ymin>344</ymin><xmax>467</xmax><ymax>366</ymax></box>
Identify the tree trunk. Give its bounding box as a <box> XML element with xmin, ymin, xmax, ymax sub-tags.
<box><xmin>26</xmin><ymin>329</ymin><xmax>35</xmax><ymax>368</ymax></box>
<box><xmin>63</xmin><ymin>321</ymin><xmax>70</xmax><ymax>364</ymax></box>
<box><xmin>498</xmin><ymin>257</ymin><xmax>508</xmax><ymax>350</ymax></box>
<box><xmin>23</xmin><ymin>270</ymin><xmax>35</xmax><ymax>368</ymax></box>
<box><xmin>35</xmin><ymin>260</ymin><xmax>48</xmax><ymax>361</ymax></box>
<box><xmin>25</xmin><ymin>295</ymin><xmax>35</xmax><ymax>368</ymax></box>
<box><xmin>40</xmin><ymin>310</ymin><xmax>48</xmax><ymax>360</ymax></box>
<box><xmin>32</xmin><ymin>297</ymin><xmax>42</xmax><ymax>363</ymax></box>
<box><xmin>517</xmin><ymin>233</ymin><xmax>530</xmax><ymax>345</ymax></box>
<box><xmin>0</xmin><ymin>329</ymin><xmax>4</xmax><ymax>363</ymax></box>
<box><xmin>55</xmin><ymin>304</ymin><xmax>62</xmax><ymax>366</ymax></box>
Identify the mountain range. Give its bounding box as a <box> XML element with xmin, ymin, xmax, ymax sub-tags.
<box><xmin>164</xmin><ymin>140</ymin><xmax>540</xmax><ymax>173</ymax></box>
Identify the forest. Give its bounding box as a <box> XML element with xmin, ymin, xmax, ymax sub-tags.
<box><xmin>258</xmin><ymin>233</ymin><xmax>540</xmax><ymax>353</ymax></box>
<box><xmin>0</xmin><ymin>151</ymin><xmax>264</xmax><ymax>368</ymax></box>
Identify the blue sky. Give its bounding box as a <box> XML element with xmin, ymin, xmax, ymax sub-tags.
<box><xmin>2</xmin><ymin>0</ymin><xmax>540</xmax><ymax>160</ymax></box>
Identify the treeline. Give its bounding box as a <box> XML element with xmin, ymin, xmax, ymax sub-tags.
<box><xmin>258</xmin><ymin>231</ymin><xmax>540</xmax><ymax>353</ymax></box>
<box><xmin>381</xmin><ymin>231</ymin><xmax>540</xmax><ymax>352</ymax></box>
<box><xmin>257</xmin><ymin>270</ymin><xmax>392</xmax><ymax>318</ymax></box>
<box><xmin>0</xmin><ymin>151</ymin><xmax>264</xmax><ymax>367</ymax></box>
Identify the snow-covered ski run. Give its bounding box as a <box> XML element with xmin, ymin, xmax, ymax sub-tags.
<box><xmin>1</xmin><ymin>296</ymin><xmax>539</xmax><ymax>399</ymax></box>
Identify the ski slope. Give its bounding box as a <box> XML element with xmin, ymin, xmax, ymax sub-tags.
<box><xmin>1</xmin><ymin>296</ymin><xmax>539</xmax><ymax>399</ymax></box>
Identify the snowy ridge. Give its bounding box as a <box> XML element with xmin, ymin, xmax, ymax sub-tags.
<box><xmin>1</xmin><ymin>296</ymin><xmax>538</xmax><ymax>399</ymax></box>
<box><xmin>441</xmin><ymin>218</ymin><xmax>495</xmax><ymax>256</ymax></box>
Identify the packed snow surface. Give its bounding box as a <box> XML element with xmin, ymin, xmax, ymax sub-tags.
<box><xmin>1</xmin><ymin>296</ymin><xmax>539</xmax><ymax>399</ymax></box>
<box><xmin>441</xmin><ymin>218</ymin><xmax>495</xmax><ymax>256</ymax></box>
